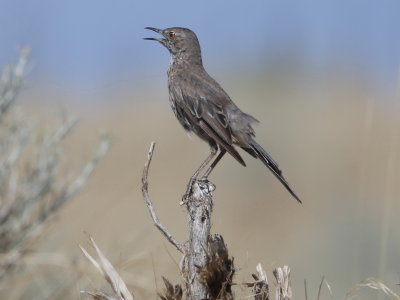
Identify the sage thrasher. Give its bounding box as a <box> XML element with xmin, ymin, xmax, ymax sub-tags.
<box><xmin>145</xmin><ymin>27</ymin><xmax>301</xmax><ymax>203</ymax></box>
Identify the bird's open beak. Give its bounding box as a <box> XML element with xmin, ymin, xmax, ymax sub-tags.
<box><xmin>144</xmin><ymin>27</ymin><xmax>168</xmax><ymax>47</ymax></box>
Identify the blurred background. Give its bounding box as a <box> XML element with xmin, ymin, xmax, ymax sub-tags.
<box><xmin>1</xmin><ymin>0</ymin><xmax>400</xmax><ymax>299</ymax></box>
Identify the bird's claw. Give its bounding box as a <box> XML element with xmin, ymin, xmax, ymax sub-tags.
<box><xmin>199</xmin><ymin>178</ymin><xmax>216</xmax><ymax>193</ymax></box>
<box><xmin>180</xmin><ymin>177</ymin><xmax>215</xmax><ymax>206</ymax></box>
<box><xmin>180</xmin><ymin>196</ymin><xmax>188</xmax><ymax>206</ymax></box>
<box><xmin>180</xmin><ymin>191</ymin><xmax>191</xmax><ymax>206</ymax></box>
<box><xmin>198</xmin><ymin>177</ymin><xmax>209</xmax><ymax>184</ymax></box>
<box><xmin>180</xmin><ymin>177</ymin><xmax>196</xmax><ymax>205</ymax></box>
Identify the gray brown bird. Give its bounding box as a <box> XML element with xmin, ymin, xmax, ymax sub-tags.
<box><xmin>145</xmin><ymin>27</ymin><xmax>301</xmax><ymax>203</ymax></box>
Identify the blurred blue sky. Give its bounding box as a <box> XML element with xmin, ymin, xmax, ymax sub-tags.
<box><xmin>1</xmin><ymin>0</ymin><xmax>400</xmax><ymax>93</ymax></box>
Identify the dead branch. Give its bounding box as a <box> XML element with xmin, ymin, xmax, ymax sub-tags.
<box><xmin>141</xmin><ymin>142</ymin><xmax>184</xmax><ymax>253</ymax></box>
<box><xmin>140</xmin><ymin>142</ymin><xmax>297</xmax><ymax>300</ymax></box>
<box><xmin>141</xmin><ymin>142</ymin><xmax>234</xmax><ymax>299</ymax></box>
<box><xmin>182</xmin><ymin>179</ymin><xmax>215</xmax><ymax>299</ymax></box>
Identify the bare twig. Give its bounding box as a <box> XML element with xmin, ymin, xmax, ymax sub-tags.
<box><xmin>141</xmin><ymin>142</ymin><xmax>184</xmax><ymax>253</ymax></box>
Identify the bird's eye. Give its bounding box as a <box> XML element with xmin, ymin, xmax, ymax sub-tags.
<box><xmin>168</xmin><ymin>31</ymin><xmax>176</xmax><ymax>39</ymax></box>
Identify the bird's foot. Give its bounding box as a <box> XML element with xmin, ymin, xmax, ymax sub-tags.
<box><xmin>180</xmin><ymin>177</ymin><xmax>197</xmax><ymax>205</ymax></box>
<box><xmin>198</xmin><ymin>176</ymin><xmax>210</xmax><ymax>184</ymax></box>
<box><xmin>180</xmin><ymin>177</ymin><xmax>216</xmax><ymax>205</ymax></box>
<box><xmin>198</xmin><ymin>177</ymin><xmax>216</xmax><ymax>193</ymax></box>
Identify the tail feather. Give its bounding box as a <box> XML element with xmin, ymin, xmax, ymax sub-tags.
<box><xmin>250</xmin><ymin>141</ymin><xmax>302</xmax><ymax>203</ymax></box>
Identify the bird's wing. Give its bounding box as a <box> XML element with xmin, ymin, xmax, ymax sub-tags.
<box><xmin>186</xmin><ymin>94</ymin><xmax>230</xmax><ymax>142</ymax></box>
<box><xmin>170</xmin><ymin>83</ymin><xmax>246</xmax><ymax>166</ymax></box>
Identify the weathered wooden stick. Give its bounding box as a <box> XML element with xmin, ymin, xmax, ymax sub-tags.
<box><xmin>183</xmin><ymin>180</ymin><xmax>215</xmax><ymax>299</ymax></box>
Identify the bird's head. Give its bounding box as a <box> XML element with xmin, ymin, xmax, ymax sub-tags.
<box><xmin>144</xmin><ymin>27</ymin><xmax>202</xmax><ymax>64</ymax></box>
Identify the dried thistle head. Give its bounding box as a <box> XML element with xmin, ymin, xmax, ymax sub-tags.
<box><xmin>198</xmin><ymin>234</ymin><xmax>235</xmax><ymax>300</ymax></box>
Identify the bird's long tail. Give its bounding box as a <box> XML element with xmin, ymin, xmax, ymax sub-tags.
<box><xmin>250</xmin><ymin>140</ymin><xmax>302</xmax><ymax>203</ymax></box>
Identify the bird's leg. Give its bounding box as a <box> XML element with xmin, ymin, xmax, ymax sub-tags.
<box><xmin>182</xmin><ymin>147</ymin><xmax>217</xmax><ymax>203</ymax></box>
<box><xmin>201</xmin><ymin>149</ymin><xmax>226</xmax><ymax>180</ymax></box>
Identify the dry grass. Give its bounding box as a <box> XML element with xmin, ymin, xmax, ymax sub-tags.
<box><xmin>345</xmin><ymin>278</ymin><xmax>400</xmax><ymax>300</ymax></box>
<box><xmin>80</xmin><ymin>234</ymin><xmax>134</xmax><ymax>300</ymax></box>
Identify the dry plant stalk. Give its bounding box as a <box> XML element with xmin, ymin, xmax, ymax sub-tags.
<box><xmin>0</xmin><ymin>50</ymin><xmax>111</xmax><ymax>287</ymax></box>
<box><xmin>246</xmin><ymin>263</ymin><xmax>269</xmax><ymax>300</ymax></box>
<box><xmin>80</xmin><ymin>235</ymin><xmax>134</xmax><ymax>300</ymax></box>
<box><xmin>273</xmin><ymin>266</ymin><xmax>292</xmax><ymax>300</ymax></box>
